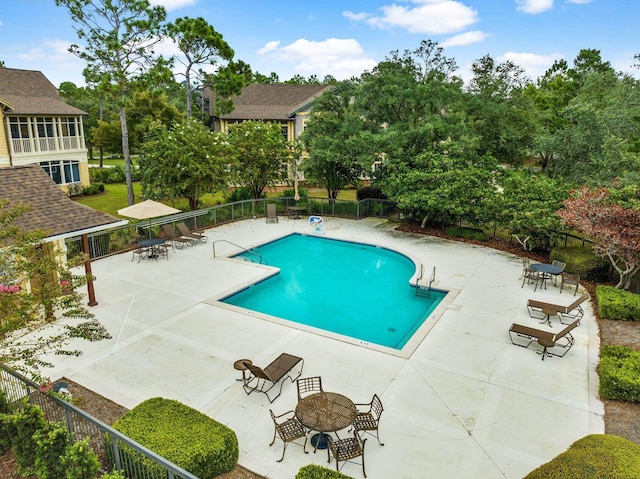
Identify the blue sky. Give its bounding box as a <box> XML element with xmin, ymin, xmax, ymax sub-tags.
<box><xmin>1</xmin><ymin>0</ymin><xmax>638</xmax><ymax>88</ymax></box>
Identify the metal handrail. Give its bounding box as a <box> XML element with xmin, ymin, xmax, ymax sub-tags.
<box><xmin>212</xmin><ymin>239</ymin><xmax>264</xmax><ymax>264</ymax></box>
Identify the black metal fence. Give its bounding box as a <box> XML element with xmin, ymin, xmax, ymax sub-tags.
<box><xmin>0</xmin><ymin>365</ymin><xmax>199</xmax><ymax>479</ymax></box>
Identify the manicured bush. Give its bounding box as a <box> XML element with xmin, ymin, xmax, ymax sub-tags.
<box><xmin>89</xmin><ymin>165</ymin><xmax>141</xmax><ymax>184</ymax></box>
<box><xmin>113</xmin><ymin>397</ymin><xmax>238</xmax><ymax>478</ymax></box>
<box><xmin>296</xmin><ymin>464</ymin><xmax>354</xmax><ymax>479</ymax></box>
<box><xmin>599</xmin><ymin>344</ymin><xmax>640</xmax><ymax>402</ymax></box>
<box><xmin>356</xmin><ymin>186</ymin><xmax>387</xmax><ymax>201</ymax></box>
<box><xmin>549</xmin><ymin>246</ymin><xmax>611</xmax><ymax>282</ymax></box>
<box><xmin>5</xmin><ymin>400</ymin><xmax>47</xmax><ymax>474</ymax></box>
<box><xmin>281</xmin><ymin>187</ymin><xmax>309</xmax><ymax>198</ymax></box>
<box><xmin>524</xmin><ymin>434</ymin><xmax>640</xmax><ymax>478</ymax></box>
<box><xmin>33</xmin><ymin>422</ymin><xmax>70</xmax><ymax>479</ymax></box>
<box><xmin>83</xmin><ymin>182</ymin><xmax>105</xmax><ymax>196</ymax></box>
<box><xmin>596</xmin><ymin>285</ymin><xmax>640</xmax><ymax>321</ymax></box>
<box><xmin>446</xmin><ymin>226</ymin><xmax>488</xmax><ymax>241</ymax></box>
<box><xmin>61</xmin><ymin>438</ymin><xmax>101</xmax><ymax>479</ymax></box>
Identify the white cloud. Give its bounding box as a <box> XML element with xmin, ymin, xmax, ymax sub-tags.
<box><xmin>441</xmin><ymin>30</ymin><xmax>489</xmax><ymax>48</ymax></box>
<box><xmin>257</xmin><ymin>41</ymin><xmax>281</xmax><ymax>55</ymax></box>
<box><xmin>149</xmin><ymin>0</ymin><xmax>195</xmax><ymax>12</ymax></box>
<box><xmin>257</xmin><ymin>38</ymin><xmax>377</xmax><ymax>80</ymax></box>
<box><xmin>355</xmin><ymin>0</ymin><xmax>478</xmax><ymax>35</ymax></box>
<box><xmin>0</xmin><ymin>20</ymin><xmax>4</xmax><ymax>27</ymax></box>
<box><xmin>498</xmin><ymin>51</ymin><xmax>563</xmax><ymax>79</ymax></box>
<box><xmin>515</xmin><ymin>0</ymin><xmax>554</xmax><ymax>14</ymax></box>
<box><xmin>343</xmin><ymin>11</ymin><xmax>372</xmax><ymax>21</ymax></box>
<box><xmin>566</xmin><ymin>0</ymin><xmax>592</xmax><ymax>4</ymax></box>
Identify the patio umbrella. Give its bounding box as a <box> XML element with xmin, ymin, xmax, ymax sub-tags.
<box><xmin>117</xmin><ymin>200</ymin><xmax>181</xmax><ymax>238</ymax></box>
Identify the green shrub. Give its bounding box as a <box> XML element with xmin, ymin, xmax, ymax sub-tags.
<box><xmin>524</xmin><ymin>434</ymin><xmax>640</xmax><ymax>479</ymax></box>
<box><xmin>356</xmin><ymin>186</ymin><xmax>386</xmax><ymax>201</ymax></box>
<box><xmin>446</xmin><ymin>226</ymin><xmax>488</xmax><ymax>241</ymax></box>
<box><xmin>33</xmin><ymin>423</ymin><xmax>70</xmax><ymax>479</ymax></box>
<box><xmin>596</xmin><ymin>285</ymin><xmax>640</xmax><ymax>321</ymax></box>
<box><xmin>550</xmin><ymin>246</ymin><xmax>611</xmax><ymax>282</ymax></box>
<box><xmin>224</xmin><ymin>187</ymin><xmax>256</xmax><ymax>202</ymax></box>
<box><xmin>281</xmin><ymin>187</ymin><xmax>309</xmax><ymax>198</ymax></box>
<box><xmin>113</xmin><ymin>397</ymin><xmax>238</xmax><ymax>478</ymax></box>
<box><xmin>296</xmin><ymin>464</ymin><xmax>354</xmax><ymax>479</ymax></box>
<box><xmin>599</xmin><ymin>344</ymin><xmax>640</xmax><ymax>402</ymax></box>
<box><xmin>5</xmin><ymin>400</ymin><xmax>47</xmax><ymax>474</ymax></box>
<box><xmin>100</xmin><ymin>471</ymin><xmax>128</xmax><ymax>479</ymax></box>
<box><xmin>61</xmin><ymin>438</ymin><xmax>101</xmax><ymax>479</ymax></box>
<box><xmin>83</xmin><ymin>182</ymin><xmax>105</xmax><ymax>196</ymax></box>
<box><xmin>89</xmin><ymin>165</ymin><xmax>140</xmax><ymax>184</ymax></box>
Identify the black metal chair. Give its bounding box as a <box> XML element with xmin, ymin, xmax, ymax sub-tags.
<box><xmin>269</xmin><ymin>409</ymin><xmax>308</xmax><ymax>462</ymax></box>
<box><xmin>296</xmin><ymin>376</ymin><xmax>323</xmax><ymax>400</ymax></box>
<box><xmin>352</xmin><ymin>394</ymin><xmax>384</xmax><ymax>446</ymax></box>
<box><xmin>560</xmin><ymin>272</ymin><xmax>580</xmax><ymax>295</ymax></box>
<box><xmin>326</xmin><ymin>431</ymin><xmax>367</xmax><ymax>477</ymax></box>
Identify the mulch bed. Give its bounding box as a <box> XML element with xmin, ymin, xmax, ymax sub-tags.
<box><xmin>2</xmin><ymin>223</ymin><xmax>639</xmax><ymax>479</ymax></box>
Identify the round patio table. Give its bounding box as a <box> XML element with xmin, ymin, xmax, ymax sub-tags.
<box><xmin>530</xmin><ymin>263</ymin><xmax>562</xmax><ymax>289</ymax></box>
<box><xmin>295</xmin><ymin>392</ymin><xmax>357</xmax><ymax>450</ymax></box>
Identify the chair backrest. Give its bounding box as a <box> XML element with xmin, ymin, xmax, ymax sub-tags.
<box><xmin>267</xmin><ymin>203</ymin><xmax>277</xmax><ymax>217</ymax></box>
<box><xmin>297</xmin><ymin>376</ymin><xmax>322</xmax><ymax>400</ymax></box>
<box><xmin>566</xmin><ymin>293</ymin><xmax>589</xmax><ymax>312</ymax></box>
<box><xmin>554</xmin><ymin>318</ymin><xmax>580</xmax><ymax>340</ymax></box>
<box><xmin>552</xmin><ymin>260</ymin><xmax>566</xmax><ymax>271</ymax></box>
<box><xmin>562</xmin><ymin>272</ymin><xmax>580</xmax><ymax>284</ymax></box>
<box><xmin>370</xmin><ymin>394</ymin><xmax>384</xmax><ymax>421</ymax></box>
<box><xmin>161</xmin><ymin>224</ymin><xmax>176</xmax><ymax>239</ymax></box>
<box><xmin>246</xmin><ymin>363</ymin><xmax>272</xmax><ymax>381</ymax></box>
<box><xmin>177</xmin><ymin>222</ymin><xmax>193</xmax><ymax>236</ymax></box>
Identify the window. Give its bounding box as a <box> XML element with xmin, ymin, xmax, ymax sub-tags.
<box><xmin>60</xmin><ymin>118</ymin><xmax>77</xmax><ymax>137</ymax></box>
<box><xmin>41</xmin><ymin>160</ymin><xmax>80</xmax><ymax>185</ymax></box>
<box><xmin>36</xmin><ymin>117</ymin><xmax>55</xmax><ymax>138</ymax></box>
<box><xmin>9</xmin><ymin>117</ymin><xmax>31</xmax><ymax>139</ymax></box>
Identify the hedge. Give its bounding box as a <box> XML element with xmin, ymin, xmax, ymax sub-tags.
<box><xmin>113</xmin><ymin>397</ymin><xmax>238</xmax><ymax>478</ymax></box>
<box><xmin>296</xmin><ymin>464</ymin><xmax>354</xmax><ymax>479</ymax></box>
<box><xmin>596</xmin><ymin>285</ymin><xmax>640</xmax><ymax>321</ymax></box>
<box><xmin>524</xmin><ymin>434</ymin><xmax>640</xmax><ymax>479</ymax></box>
<box><xmin>599</xmin><ymin>344</ymin><xmax>640</xmax><ymax>402</ymax></box>
<box><xmin>446</xmin><ymin>226</ymin><xmax>488</xmax><ymax>241</ymax></box>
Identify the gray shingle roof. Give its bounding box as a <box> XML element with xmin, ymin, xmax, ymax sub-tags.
<box><xmin>0</xmin><ymin>165</ymin><xmax>122</xmax><ymax>239</ymax></box>
<box><xmin>0</xmin><ymin>68</ymin><xmax>87</xmax><ymax>116</ymax></box>
<box><xmin>217</xmin><ymin>84</ymin><xmax>332</xmax><ymax>120</ymax></box>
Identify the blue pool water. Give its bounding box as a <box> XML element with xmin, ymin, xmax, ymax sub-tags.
<box><xmin>221</xmin><ymin>234</ymin><xmax>446</xmax><ymax>349</ymax></box>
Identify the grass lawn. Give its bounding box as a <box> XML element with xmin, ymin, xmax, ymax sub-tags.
<box><xmin>75</xmin><ymin>183</ymin><xmax>358</xmax><ymax>218</ymax></box>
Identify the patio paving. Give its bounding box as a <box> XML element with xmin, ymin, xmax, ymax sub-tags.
<box><xmin>43</xmin><ymin>217</ymin><xmax>604</xmax><ymax>479</ymax></box>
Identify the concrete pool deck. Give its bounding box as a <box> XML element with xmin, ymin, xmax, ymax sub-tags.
<box><xmin>44</xmin><ymin>217</ymin><xmax>603</xmax><ymax>479</ymax></box>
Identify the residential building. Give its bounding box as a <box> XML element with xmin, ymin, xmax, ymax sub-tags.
<box><xmin>0</xmin><ymin>68</ymin><xmax>89</xmax><ymax>195</ymax></box>
<box><xmin>205</xmin><ymin>83</ymin><xmax>332</xmax><ymax>141</ymax></box>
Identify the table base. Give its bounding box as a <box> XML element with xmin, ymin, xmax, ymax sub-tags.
<box><xmin>310</xmin><ymin>432</ymin><xmax>330</xmax><ymax>450</ymax></box>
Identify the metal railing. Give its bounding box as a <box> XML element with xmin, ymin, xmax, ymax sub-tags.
<box><xmin>212</xmin><ymin>239</ymin><xmax>264</xmax><ymax>264</ymax></box>
<box><xmin>0</xmin><ymin>365</ymin><xmax>200</xmax><ymax>479</ymax></box>
<box><xmin>65</xmin><ymin>197</ymin><xmax>402</xmax><ymax>260</ymax></box>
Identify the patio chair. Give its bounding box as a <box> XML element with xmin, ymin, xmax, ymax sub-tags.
<box><xmin>296</xmin><ymin>376</ymin><xmax>323</xmax><ymax>400</ymax></box>
<box><xmin>266</xmin><ymin>203</ymin><xmax>278</xmax><ymax>224</ymax></box>
<box><xmin>560</xmin><ymin>272</ymin><xmax>580</xmax><ymax>296</ymax></box>
<box><xmin>550</xmin><ymin>260</ymin><xmax>567</xmax><ymax>285</ymax></box>
<box><xmin>527</xmin><ymin>293</ymin><xmax>589</xmax><ymax>326</ymax></box>
<box><xmin>131</xmin><ymin>244</ymin><xmax>149</xmax><ymax>262</ymax></box>
<box><xmin>161</xmin><ymin>224</ymin><xmax>191</xmax><ymax>249</ymax></box>
<box><xmin>241</xmin><ymin>353</ymin><xmax>304</xmax><ymax>403</ymax></box>
<box><xmin>177</xmin><ymin>222</ymin><xmax>207</xmax><ymax>243</ymax></box>
<box><xmin>519</xmin><ymin>257</ymin><xmax>532</xmax><ymax>280</ymax></box>
<box><xmin>352</xmin><ymin>394</ymin><xmax>384</xmax><ymax>446</ymax></box>
<box><xmin>326</xmin><ymin>431</ymin><xmax>367</xmax><ymax>478</ymax></box>
<box><xmin>508</xmin><ymin>318</ymin><xmax>579</xmax><ymax>360</ymax></box>
<box><xmin>269</xmin><ymin>409</ymin><xmax>308</xmax><ymax>462</ymax></box>
<box><xmin>521</xmin><ymin>267</ymin><xmax>542</xmax><ymax>290</ymax></box>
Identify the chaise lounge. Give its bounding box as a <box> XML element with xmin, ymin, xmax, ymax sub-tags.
<box><xmin>509</xmin><ymin>318</ymin><xmax>580</xmax><ymax>360</ymax></box>
<box><xmin>527</xmin><ymin>292</ymin><xmax>589</xmax><ymax>325</ymax></box>
<box><xmin>241</xmin><ymin>353</ymin><xmax>304</xmax><ymax>403</ymax></box>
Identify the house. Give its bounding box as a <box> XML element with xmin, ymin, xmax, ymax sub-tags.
<box><xmin>0</xmin><ymin>164</ymin><xmax>126</xmax><ymax>304</ymax></box>
<box><xmin>205</xmin><ymin>83</ymin><xmax>332</xmax><ymax>141</ymax></box>
<box><xmin>0</xmin><ymin>68</ymin><xmax>90</xmax><ymax>196</ymax></box>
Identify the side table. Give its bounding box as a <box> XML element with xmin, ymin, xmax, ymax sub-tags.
<box><xmin>233</xmin><ymin>359</ymin><xmax>252</xmax><ymax>382</ymax></box>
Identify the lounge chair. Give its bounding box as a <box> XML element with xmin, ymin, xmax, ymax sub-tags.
<box><xmin>161</xmin><ymin>224</ymin><xmax>192</xmax><ymax>249</ymax></box>
<box><xmin>241</xmin><ymin>353</ymin><xmax>304</xmax><ymax>403</ymax></box>
<box><xmin>527</xmin><ymin>293</ymin><xmax>589</xmax><ymax>325</ymax></box>
<box><xmin>266</xmin><ymin>203</ymin><xmax>278</xmax><ymax>223</ymax></box>
<box><xmin>508</xmin><ymin>318</ymin><xmax>580</xmax><ymax>360</ymax></box>
<box><xmin>177</xmin><ymin>222</ymin><xmax>207</xmax><ymax>243</ymax></box>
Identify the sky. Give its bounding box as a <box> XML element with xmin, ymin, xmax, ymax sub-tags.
<box><xmin>0</xmin><ymin>0</ymin><xmax>638</xmax><ymax>89</ymax></box>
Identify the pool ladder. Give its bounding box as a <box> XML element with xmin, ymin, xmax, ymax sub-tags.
<box><xmin>212</xmin><ymin>240</ymin><xmax>265</xmax><ymax>264</ymax></box>
<box><xmin>415</xmin><ymin>265</ymin><xmax>436</xmax><ymax>297</ymax></box>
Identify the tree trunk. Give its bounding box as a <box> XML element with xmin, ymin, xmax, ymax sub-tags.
<box><xmin>99</xmin><ymin>148</ymin><xmax>104</xmax><ymax>169</ymax></box>
<box><xmin>119</xmin><ymin>106</ymin><xmax>134</xmax><ymax>206</ymax></box>
<box><xmin>185</xmin><ymin>65</ymin><xmax>193</xmax><ymax>120</ymax></box>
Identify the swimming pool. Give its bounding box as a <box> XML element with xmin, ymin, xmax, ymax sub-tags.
<box><xmin>221</xmin><ymin>234</ymin><xmax>447</xmax><ymax>350</ymax></box>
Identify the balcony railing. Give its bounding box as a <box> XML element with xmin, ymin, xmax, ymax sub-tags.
<box><xmin>11</xmin><ymin>136</ymin><xmax>84</xmax><ymax>155</ymax></box>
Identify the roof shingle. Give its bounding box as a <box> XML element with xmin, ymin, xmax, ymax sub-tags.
<box><xmin>0</xmin><ymin>68</ymin><xmax>87</xmax><ymax>116</ymax></box>
<box><xmin>0</xmin><ymin>165</ymin><xmax>122</xmax><ymax>239</ymax></box>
